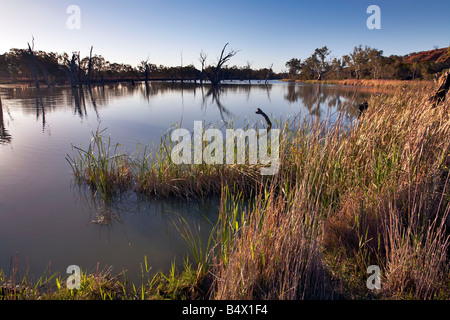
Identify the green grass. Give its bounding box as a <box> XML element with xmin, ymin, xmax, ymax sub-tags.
<box><xmin>0</xmin><ymin>257</ymin><xmax>205</xmax><ymax>300</ymax></box>
<box><xmin>66</xmin><ymin>124</ymin><xmax>264</xmax><ymax>201</ymax></box>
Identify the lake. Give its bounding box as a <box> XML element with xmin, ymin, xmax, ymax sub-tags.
<box><xmin>0</xmin><ymin>80</ymin><xmax>380</xmax><ymax>284</ymax></box>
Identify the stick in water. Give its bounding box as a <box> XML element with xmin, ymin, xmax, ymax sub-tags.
<box><xmin>255</xmin><ymin>108</ymin><xmax>272</xmax><ymax>131</ymax></box>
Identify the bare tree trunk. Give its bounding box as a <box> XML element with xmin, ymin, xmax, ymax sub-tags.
<box><xmin>76</xmin><ymin>51</ymin><xmax>82</xmax><ymax>87</ymax></box>
<box><xmin>65</xmin><ymin>53</ymin><xmax>79</xmax><ymax>87</ymax></box>
<box><xmin>206</xmin><ymin>43</ymin><xmax>239</xmax><ymax>87</ymax></box>
<box><xmin>38</xmin><ymin>62</ymin><xmax>53</xmax><ymax>87</ymax></box>
<box><xmin>88</xmin><ymin>46</ymin><xmax>93</xmax><ymax>86</ymax></box>
<box><xmin>199</xmin><ymin>51</ymin><xmax>208</xmax><ymax>85</ymax></box>
<box><xmin>180</xmin><ymin>51</ymin><xmax>183</xmax><ymax>84</ymax></box>
<box><xmin>265</xmin><ymin>63</ymin><xmax>273</xmax><ymax>85</ymax></box>
<box><xmin>246</xmin><ymin>61</ymin><xmax>252</xmax><ymax>84</ymax></box>
<box><xmin>27</xmin><ymin>42</ymin><xmax>40</xmax><ymax>90</ymax></box>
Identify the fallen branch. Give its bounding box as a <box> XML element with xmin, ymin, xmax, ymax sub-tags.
<box><xmin>255</xmin><ymin>108</ymin><xmax>272</xmax><ymax>131</ymax></box>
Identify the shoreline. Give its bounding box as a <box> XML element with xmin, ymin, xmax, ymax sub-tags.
<box><xmin>279</xmin><ymin>78</ymin><xmax>433</xmax><ymax>88</ymax></box>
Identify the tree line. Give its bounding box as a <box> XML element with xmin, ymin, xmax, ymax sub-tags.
<box><xmin>2</xmin><ymin>42</ymin><xmax>449</xmax><ymax>87</ymax></box>
<box><xmin>0</xmin><ymin>43</ymin><xmax>279</xmax><ymax>87</ymax></box>
<box><xmin>285</xmin><ymin>45</ymin><xmax>450</xmax><ymax>81</ymax></box>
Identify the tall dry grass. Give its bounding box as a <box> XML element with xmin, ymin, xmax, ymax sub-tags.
<box><xmin>211</xmin><ymin>83</ymin><xmax>450</xmax><ymax>299</ymax></box>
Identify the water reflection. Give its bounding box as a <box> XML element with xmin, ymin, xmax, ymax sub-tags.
<box><xmin>203</xmin><ymin>87</ymin><xmax>233</xmax><ymax>125</ymax></box>
<box><xmin>284</xmin><ymin>83</ymin><xmax>378</xmax><ymax>118</ymax></box>
<box><xmin>1</xmin><ymin>81</ymin><xmax>387</xmax><ymax>125</ymax></box>
<box><xmin>35</xmin><ymin>88</ymin><xmax>45</xmax><ymax>130</ymax></box>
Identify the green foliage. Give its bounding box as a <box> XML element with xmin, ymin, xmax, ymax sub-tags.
<box><xmin>286</xmin><ymin>45</ymin><xmax>450</xmax><ymax>81</ymax></box>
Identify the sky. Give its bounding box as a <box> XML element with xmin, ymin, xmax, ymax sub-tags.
<box><xmin>0</xmin><ymin>0</ymin><xmax>449</xmax><ymax>73</ymax></box>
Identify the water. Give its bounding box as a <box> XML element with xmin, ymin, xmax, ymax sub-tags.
<box><xmin>0</xmin><ymin>80</ymin><xmax>382</xmax><ymax>283</ymax></box>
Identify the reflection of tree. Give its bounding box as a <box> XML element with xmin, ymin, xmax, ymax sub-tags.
<box><xmin>87</xmin><ymin>85</ymin><xmax>100</xmax><ymax>121</ymax></box>
<box><xmin>284</xmin><ymin>84</ymin><xmax>301</xmax><ymax>103</ymax></box>
<box><xmin>204</xmin><ymin>87</ymin><xmax>233</xmax><ymax>125</ymax></box>
<box><xmin>0</xmin><ymin>97</ymin><xmax>12</xmax><ymax>144</ymax></box>
<box><xmin>71</xmin><ymin>87</ymin><xmax>85</xmax><ymax>118</ymax></box>
<box><xmin>4</xmin><ymin>81</ymin><xmax>387</xmax><ymax>132</ymax></box>
<box><xmin>264</xmin><ymin>83</ymin><xmax>272</xmax><ymax>103</ymax></box>
<box><xmin>284</xmin><ymin>84</ymin><xmax>385</xmax><ymax>118</ymax></box>
<box><xmin>35</xmin><ymin>88</ymin><xmax>46</xmax><ymax>130</ymax></box>
<box><xmin>299</xmin><ymin>85</ymin><xmax>327</xmax><ymax>117</ymax></box>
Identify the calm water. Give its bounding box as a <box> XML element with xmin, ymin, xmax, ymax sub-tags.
<box><xmin>0</xmin><ymin>80</ymin><xmax>380</xmax><ymax>283</ymax></box>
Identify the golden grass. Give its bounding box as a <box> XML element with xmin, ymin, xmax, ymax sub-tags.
<box><xmin>210</xmin><ymin>84</ymin><xmax>450</xmax><ymax>299</ymax></box>
<box><xmin>280</xmin><ymin>78</ymin><xmax>433</xmax><ymax>90</ymax></box>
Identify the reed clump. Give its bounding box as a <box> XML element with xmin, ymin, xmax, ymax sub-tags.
<box><xmin>67</xmin><ymin>127</ymin><xmax>264</xmax><ymax>201</ymax></box>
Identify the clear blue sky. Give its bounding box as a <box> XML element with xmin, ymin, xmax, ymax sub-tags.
<box><xmin>0</xmin><ymin>0</ymin><xmax>449</xmax><ymax>72</ymax></box>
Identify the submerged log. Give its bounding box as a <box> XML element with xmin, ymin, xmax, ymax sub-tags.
<box><xmin>430</xmin><ymin>71</ymin><xmax>450</xmax><ymax>106</ymax></box>
<box><xmin>358</xmin><ymin>99</ymin><xmax>369</xmax><ymax>113</ymax></box>
<box><xmin>255</xmin><ymin>107</ymin><xmax>272</xmax><ymax>131</ymax></box>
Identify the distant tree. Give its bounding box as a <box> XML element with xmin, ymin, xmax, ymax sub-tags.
<box><xmin>285</xmin><ymin>58</ymin><xmax>302</xmax><ymax>79</ymax></box>
<box><xmin>345</xmin><ymin>45</ymin><xmax>367</xmax><ymax>79</ymax></box>
<box><xmin>367</xmin><ymin>48</ymin><xmax>384</xmax><ymax>79</ymax></box>
<box><xmin>198</xmin><ymin>50</ymin><xmax>208</xmax><ymax>84</ymax></box>
<box><xmin>138</xmin><ymin>59</ymin><xmax>152</xmax><ymax>82</ymax></box>
<box><xmin>265</xmin><ymin>63</ymin><xmax>274</xmax><ymax>84</ymax></box>
<box><xmin>312</xmin><ymin>46</ymin><xmax>330</xmax><ymax>80</ymax></box>
<box><xmin>345</xmin><ymin>45</ymin><xmax>382</xmax><ymax>79</ymax></box>
<box><xmin>299</xmin><ymin>57</ymin><xmax>316</xmax><ymax>80</ymax></box>
<box><xmin>328</xmin><ymin>57</ymin><xmax>345</xmax><ymax>79</ymax></box>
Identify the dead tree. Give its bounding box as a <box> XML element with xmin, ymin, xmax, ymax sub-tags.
<box><xmin>139</xmin><ymin>58</ymin><xmax>150</xmax><ymax>83</ymax></box>
<box><xmin>76</xmin><ymin>51</ymin><xmax>82</xmax><ymax>87</ymax></box>
<box><xmin>198</xmin><ymin>51</ymin><xmax>208</xmax><ymax>85</ymax></box>
<box><xmin>63</xmin><ymin>53</ymin><xmax>79</xmax><ymax>87</ymax></box>
<box><xmin>265</xmin><ymin>63</ymin><xmax>273</xmax><ymax>85</ymax></box>
<box><xmin>27</xmin><ymin>40</ymin><xmax>40</xmax><ymax>90</ymax></box>
<box><xmin>37</xmin><ymin>61</ymin><xmax>53</xmax><ymax>87</ymax></box>
<box><xmin>87</xmin><ymin>46</ymin><xmax>93</xmax><ymax>86</ymax></box>
<box><xmin>180</xmin><ymin>51</ymin><xmax>184</xmax><ymax>84</ymax></box>
<box><xmin>206</xmin><ymin>43</ymin><xmax>239</xmax><ymax>87</ymax></box>
<box><xmin>430</xmin><ymin>71</ymin><xmax>450</xmax><ymax>106</ymax></box>
<box><xmin>246</xmin><ymin>61</ymin><xmax>253</xmax><ymax>84</ymax></box>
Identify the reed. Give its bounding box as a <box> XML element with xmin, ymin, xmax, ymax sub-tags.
<box><xmin>67</xmin><ymin>124</ymin><xmax>265</xmax><ymax>201</ymax></box>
